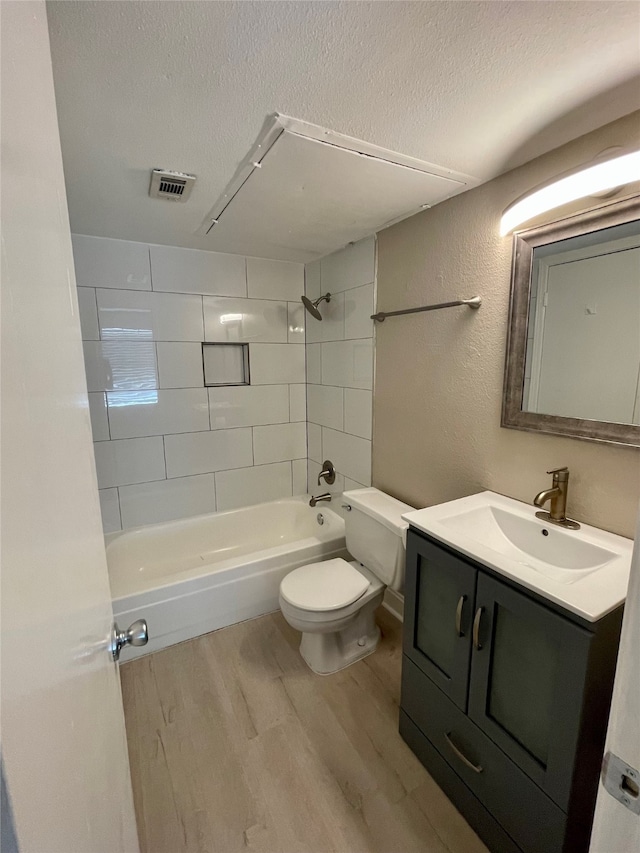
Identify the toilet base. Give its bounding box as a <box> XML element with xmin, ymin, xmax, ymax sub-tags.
<box><xmin>298</xmin><ymin>592</ymin><xmax>383</xmax><ymax>675</ymax></box>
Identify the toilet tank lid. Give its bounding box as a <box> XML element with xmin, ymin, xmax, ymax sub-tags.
<box><xmin>343</xmin><ymin>488</ymin><xmax>415</xmax><ymax>535</ymax></box>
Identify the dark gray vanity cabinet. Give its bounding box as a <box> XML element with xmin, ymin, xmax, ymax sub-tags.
<box><xmin>408</xmin><ymin>538</ymin><xmax>477</xmax><ymax>710</ymax></box>
<box><xmin>400</xmin><ymin>528</ymin><xmax>623</xmax><ymax>853</ymax></box>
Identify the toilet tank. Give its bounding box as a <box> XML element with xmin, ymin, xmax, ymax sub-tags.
<box><xmin>343</xmin><ymin>488</ymin><xmax>414</xmax><ymax>590</ymax></box>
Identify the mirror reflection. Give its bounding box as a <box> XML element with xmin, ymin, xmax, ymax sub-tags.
<box><xmin>522</xmin><ymin>219</ymin><xmax>640</xmax><ymax>425</ymax></box>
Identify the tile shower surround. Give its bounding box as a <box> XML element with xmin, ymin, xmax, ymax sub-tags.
<box><xmin>73</xmin><ymin>235</ymin><xmax>307</xmax><ymax>532</ymax></box>
<box><xmin>304</xmin><ymin>236</ymin><xmax>376</xmax><ymax>494</ymax></box>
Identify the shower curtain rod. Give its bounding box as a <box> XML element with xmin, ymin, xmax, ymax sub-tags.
<box><xmin>371</xmin><ymin>296</ymin><xmax>482</xmax><ymax>322</ymax></box>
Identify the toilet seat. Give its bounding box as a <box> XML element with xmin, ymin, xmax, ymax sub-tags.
<box><xmin>279</xmin><ymin>558</ymin><xmax>370</xmax><ymax>611</ymax></box>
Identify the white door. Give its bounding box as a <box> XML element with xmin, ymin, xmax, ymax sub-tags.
<box><xmin>589</xmin><ymin>510</ymin><xmax>640</xmax><ymax>852</ymax></box>
<box><xmin>1</xmin><ymin>3</ymin><xmax>139</xmax><ymax>851</ymax></box>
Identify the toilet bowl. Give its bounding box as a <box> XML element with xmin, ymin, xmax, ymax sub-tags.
<box><xmin>279</xmin><ymin>559</ymin><xmax>385</xmax><ymax>674</ymax></box>
<box><xmin>279</xmin><ymin>488</ymin><xmax>414</xmax><ymax>674</ymax></box>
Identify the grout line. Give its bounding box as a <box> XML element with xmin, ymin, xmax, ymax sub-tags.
<box><xmin>160</xmin><ymin>461</ymin><xmax>253</xmax><ymax>482</ymax></box>
<box><xmin>77</xmin><ymin>281</ymin><xmax>307</xmax><ymax>302</ymax></box>
<box><xmin>306</xmin><ymin>382</ymin><xmax>373</xmax><ymax>391</ymax></box>
<box><xmin>103</xmin><ymin>391</ymin><xmax>112</xmax><ymax>440</ymax></box>
<box><xmin>89</xmin><ymin>287</ymin><xmax>99</xmax><ymax>341</ymax></box>
<box><xmin>89</xmin><ymin>284</ymin><xmax>258</xmax><ymax>299</ymax></box>
<box><xmin>116</xmin><ymin>486</ymin><xmax>123</xmax><ymax>531</ymax></box>
<box><xmin>161</xmin><ymin>435</ymin><xmax>168</xmax><ymax>479</ymax></box>
<box><xmin>94</xmin><ymin>335</ymin><xmax>305</xmax><ymax>346</ymax></box>
<box><xmin>102</xmin><ymin>421</ymin><xmax>295</xmax><ymax>440</ymax></box>
<box><xmin>320</xmin><ymin>336</ymin><xmax>374</xmax><ymax>343</ymax></box>
<box><xmin>109</xmin><ymin>473</ymin><xmax>169</xmax><ymax>490</ymax></box>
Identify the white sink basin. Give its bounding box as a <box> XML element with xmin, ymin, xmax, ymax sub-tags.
<box><xmin>403</xmin><ymin>491</ymin><xmax>633</xmax><ymax>622</ymax></box>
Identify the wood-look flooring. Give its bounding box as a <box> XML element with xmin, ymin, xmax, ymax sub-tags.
<box><xmin>120</xmin><ymin>607</ymin><xmax>488</xmax><ymax>853</ymax></box>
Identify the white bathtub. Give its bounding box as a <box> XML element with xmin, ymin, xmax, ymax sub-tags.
<box><xmin>107</xmin><ymin>497</ymin><xmax>347</xmax><ymax>660</ymax></box>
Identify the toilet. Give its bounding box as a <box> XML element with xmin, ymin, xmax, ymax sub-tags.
<box><xmin>279</xmin><ymin>487</ymin><xmax>414</xmax><ymax>674</ymax></box>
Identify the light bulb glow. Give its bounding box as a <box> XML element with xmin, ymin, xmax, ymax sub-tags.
<box><xmin>500</xmin><ymin>150</ymin><xmax>640</xmax><ymax>236</ymax></box>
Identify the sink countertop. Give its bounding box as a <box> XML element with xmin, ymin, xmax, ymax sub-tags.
<box><xmin>402</xmin><ymin>491</ymin><xmax>633</xmax><ymax>622</ymax></box>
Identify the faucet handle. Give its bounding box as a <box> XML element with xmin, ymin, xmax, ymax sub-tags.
<box><xmin>317</xmin><ymin>460</ymin><xmax>336</xmax><ymax>486</ymax></box>
<box><xmin>547</xmin><ymin>466</ymin><xmax>569</xmax><ymax>483</ymax></box>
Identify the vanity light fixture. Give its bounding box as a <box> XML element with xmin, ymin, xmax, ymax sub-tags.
<box><xmin>500</xmin><ymin>149</ymin><xmax>640</xmax><ymax>236</ymax></box>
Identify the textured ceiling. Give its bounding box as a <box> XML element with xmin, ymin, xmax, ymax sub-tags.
<box><xmin>47</xmin><ymin>1</ymin><xmax>640</xmax><ymax>255</ymax></box>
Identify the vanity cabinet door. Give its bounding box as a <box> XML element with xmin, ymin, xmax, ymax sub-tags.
<box><xmin>403</xmin><ymin>531</ymin><xmax>477</xmax><ymax>711</ymax></box>
<box><xmin>468</xmin><ymin>572</ymin><xmax>593</xmax><ymax>810</ymax></box>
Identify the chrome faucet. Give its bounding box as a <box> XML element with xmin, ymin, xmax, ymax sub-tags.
<box><xmin>533</xmin><ymin>467</ymin><xmax>580</xmax><ymax>530</ymax></box>
<box><xmin>309</xmin><ymin>493</ymin><xmax>332</xmax><ymax>507</ymax></box>
<box><xmin>317</xmin><ymin>460</ymin><xmax>336</xmax><ymax>486</ymax></box>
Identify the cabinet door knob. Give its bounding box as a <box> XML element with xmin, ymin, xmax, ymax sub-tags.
<box><xmin>455</xmin><ymin>595</ymin><xmax>467</xmax><ymax>637</ymax></box>
<box><xmin>473</xmin><ymin>607</ymin><xmax>484</xmax><ymax>650</ymax></box>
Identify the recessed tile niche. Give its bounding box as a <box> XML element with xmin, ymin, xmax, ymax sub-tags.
<box><xmin>202</xmin><ymin>342</ymin><xmax>250</xmax><ymax>387</ymax></box>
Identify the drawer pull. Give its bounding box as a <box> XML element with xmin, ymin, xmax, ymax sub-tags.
<box><xmin>455</xmin><ymin>595</ymin><xmax>466</xmax><ymax>637</ymax></box>
<box><xmin>444</xmin><ymin>732</ymin><xmax>483</xmax><ymax>774</ymax></box>
<box><xmin>473</xmin><ymin>606</ymin><xmax>484</xmax><ymax>650</ymax></box>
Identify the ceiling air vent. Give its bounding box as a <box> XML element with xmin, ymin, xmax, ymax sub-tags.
<box><xmin>149</xmin><ymin>169</ymin><xmax>196</xmax><ymax>202</ymax></box>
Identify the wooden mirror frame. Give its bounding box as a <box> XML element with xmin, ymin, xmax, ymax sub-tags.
<box><xmin>501</xmin><ymin>193</ymin><xmax>640</xmax><ymax>447</ymax></box>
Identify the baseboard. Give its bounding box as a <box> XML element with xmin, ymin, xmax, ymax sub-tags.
<box><xmin>382</xmin><ymin>588</ymin><xmax>404</xmax><ymax>622</ymax></box>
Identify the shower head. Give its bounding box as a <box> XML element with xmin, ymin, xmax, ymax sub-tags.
<box><xmin>301</xmin><ymin>293</ymin><xmax>331</xmax><ymax>321</ymax></box>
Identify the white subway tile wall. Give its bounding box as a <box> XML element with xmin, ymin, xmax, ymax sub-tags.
<box><xmin>77</xmin><ymin>287</ymin><xmax>100</xmax><ymax>340</ymax></box>
<box><xmin>292</xmin><ymin>459</ymin><xmax>308</xmax><ymax>496</ymax></box>
<box><xmin>72</xmin><ymin>235</ymin><xmax>152</xmax><ymax>290</ymax></box>
<box><xmin>97</xmin><ymin>288</ymin><xmax>204</xmax><ymax>342</ymax></box>
<box><xmin>203</xmin><ymin>296</ymin><xmax>288</xmax><ymax>343</ymax></box>
<box><xmin>305</xmin><ymin>236</ymin><xmax>375</xmax><ymax>493</ymax></box>
<box><xmin>247</xmin><ymin>257</ymin><xmax>303</xmax><ymax>302</ymax></box>
<box><xmin>215</xmin><ymin>462</ymin><xmax>292</xmax><ymax>512</ymax></box>
<box><xmin>156</xmin><ymin>342</ymin><xmax>203</xmax><ymax>389</ymax></box>
<box><xmin>73</xmin><ymin>235</ymin><xmax>306</xmax><ymax>531</ymax></box>
<box><xmin>149</xmin><ymin>245</ymin><xmax>247</xmax><ymax>297</ymax></box>
<box><xmin>88</xmin><ymin>392</ymin><xmax>110</xmax><ymax>442</ymax></box>
<box><xmin>253</xmin><ymin>422</ymin><xmax>307</xmax><ymax>465</ymax></box>
<box><xmin>289</xmin><ymin>384</ymin><xmax>306</xmax><ymax>422</ymax></box>
<box><xmin>208</xmin><ymin>384</ymin><xmax>290</xmax><ymax>429</ymax></box>
<box><xmin>307</xmin><ymin>383</ymin><xmax>344</xmax><ymax>430</ymax></box>
<box><xmin>98</xmin><ymin>487</ymin><xmax>121</xmax><ymax>534</ymax></box>
<box><xmin>93</xmin><ymin>436</ymin><xmax>166</xmax><ymax>489</ymax></box>
<box><xmin>249</xmin><ymin>343</ymin><xmax>305</xmax><ymax>385</ymax></box>
<box><xmin>287</xmin><ymin>301</ymin><xmax>306</xmax><ymax>343</ymax></box>
<box><xmin>164</xmin><ymin>429</ymin><xmax>253</xmax><ymax>479</ymax></box>
<box><xmin>106</xmin><ymin>388</ymin><xmax>210</xmax><ymax>439</ymax></box>
<box><xmin>119</xmin><ymin>474</ymin><xmax>217</xmax><ymax>529</ymax></box>
<box><xmin>344</xmin><ymin>388</ymin><xmax>373</xmax><ymax>440</ymax></box>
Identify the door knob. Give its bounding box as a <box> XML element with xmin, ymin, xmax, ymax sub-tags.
<box><xmin>110</xmin><ymin>619</ymin><xmax>148</xmax><ymax>661</ymax></box>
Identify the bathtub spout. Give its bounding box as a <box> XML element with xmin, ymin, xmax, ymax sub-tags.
<box><xmin>309</xmin><ymin>493</ymin><xmax>332</xmax><ymax>507</ymax></box>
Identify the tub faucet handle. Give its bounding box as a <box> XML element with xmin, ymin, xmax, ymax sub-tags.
<box><xmin>317</xmin><ymin>460</ymin><xmax>336</xmax><ymax>486</ymax></box>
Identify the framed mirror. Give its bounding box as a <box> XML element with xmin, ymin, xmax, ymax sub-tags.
<box><xmin>502</xmin><ymin>194</ymin><xmax>640</xmax><ymax>446</ymax></box>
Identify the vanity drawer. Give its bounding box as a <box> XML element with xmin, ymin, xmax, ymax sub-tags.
<box><xmin>401</xmin><ymin>656</ymin><xmax>567</xmax><ymax>853</ymax></box>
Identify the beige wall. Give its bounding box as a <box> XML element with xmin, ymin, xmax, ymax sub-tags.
<box><xmin>374</xmin><ymin>111</ymin><xmax>640</xmax><ymax>539</ymax></box>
